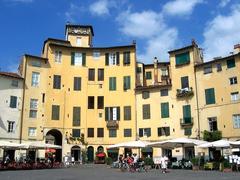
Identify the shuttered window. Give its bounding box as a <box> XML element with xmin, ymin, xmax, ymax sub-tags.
<box><xmin>123</xmin><ymin>51</ymin><xmax>130</xmax><ymax>65</ymax></box>
<box><xmin>205</xmin><ymin>88</ymin><xmax>216</xmax><ymax>105</ymax></box>
<box><xmin>124</xmin><ymin>106</ymin><xmax>131</xmax><ymax>120</ymax></box>
<box><xmin>158</xmin><ymin>127</ymin><xmax>170</xmax><ymax>136</ymax></box>
<box><xmin>97</xmin><ymin>128</ymin><xmax>104</xmax><ymax>137</ymax></box>
<box><xmin>183</xmin><ymin>105</ymin><xmax>191</xmax><ymax>123</ymax></box>
<box><xmin>10</xmin><ymin>96</ymin><xmax>17</xmax><ymax>108</ymax></box>
<box><xmin>124</xmin><ymin>129</ymin><xmax>132</xmax><ymax>137</ymax></box>
<box><xmin>142</xmin><ymin>91</ymin><xmax>150</xmax><ymax>99</ymax></box>
<box><xmin>72</xmin><ymin>129</ymin><xmax>80</xmax><ymax>137</ymax></box>
<box><xmin>146</xmin><ymin>72</ymin><xmax>152</xmax><ymax>79</ymax></box>
<box><xmin>97</xmin><ymin>96</ymin><xmax>104</xmax><ymax>109</ymax></box>
<box><xmin>139</xmin><ymin>128</ymin><xmax>151</xmax><ymax>137</ymax></box>
<box><xmin>53</xmin><ymin>75</ymin><xmax>61</xmax><ymax>89</ymax></box>
<box><xmin>88</xmin><ymin>69</ymin><xmax>95</xmax><ymax>81</ymax></box>
<box><xmin>109</xmin><ymin>129</ymin><xmax>117</xmax><ymax>137</ymax></box>
<box><xmin>88</xmin><ymin>128</ymin><xmax>94</xmax><ymax>137</ymax></box>
<box><xmin>227</xmin><ymin>59</ymin><xmax>235</xmax><ymax>68</ymax></box>
<box><xmin>71</xmin><ymin>52</ymin><xmax>86</xmax><ymax>66</ymax></box>
<box><xmin>73</xmin><ymin>107</ymin><xmax>81</xmax><ymax>126</ymax></box>
<box><xmin>74</xmin><ymin>77</ymin><xmax>81</xmax><ymax>91</ymax></box>
<box><xmin>52</xmin><ymin>105</ymin><xmax>60</xmax><ymax>120</ymax></box>
<box><xmin>98</xmin><ymin>69</ymin><xmax>104</xmax><ymax>81</ymax></box>
<box><xmin>109</xmin><ymin>77</ymin><xmax>116</xmax><ymax>91</ymax></box>
<box><xmin>123</xmin><ymin>76</ymin><xmax>131</xmax><ymax>90</ymax></box>
<box><xmin>88</xmin><ymin>96</ymin><xmax>94</xmax><ymax>109</ymax></box>
<box><xmin>161</xmin><ymin>102</ymin><xmax>169</xmax><ymax>118</ymax></box>
<box><xmin>105</xmin><ymin>107</ymin><xmax>120</xmax><ymax>121</ymax></box>
<box><xmin>143</xmin><ymin>104</ymin><xmax>150</xmax><ymax>119</ymax></box>
<box><xmin>184</xmin><ymin>128</ymin><xmax>192</xmax><ymax>136</ymax></box>
<box><xmin>175</xmin><ymin>51</ymin><xmax>190</xmax><ymax>65</ymax></box>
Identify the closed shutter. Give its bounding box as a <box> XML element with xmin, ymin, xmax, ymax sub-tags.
<box><xmin>105</xmin><ymin>53</ymin><xmax>109</xmax><ymax>65</ymax></box>
<box><xmin>205</xmin><ymin>88</ymin><xmax>215</xmax><ymax>105</ymax></box>
<box><xmin>10</xmin><ymin>96</ymin><xmax>17</xmax><ymax>108</ymax></box>
<box><xmin>124</xmin><ymin>106</ymin><xmax>131</xmax><ymax>120</ymax></box>
<box><xmin>227</xmin><ymin>59</ymin><xmax>235</xmax><ymax>68</ymax></box>
<box><xmin>183</xmin><ymin>105</ymin><xmax>191</xmax><ymax>123</ymax></box>
<box><xmin>146</xmin><ymin>128</ymin><xmax>151</xmax><ymax>137</ymax></box>
<box><xmin>52</xmin><ymin>105</ymin><xmax>60</xmax><ymax>120</ymax></box>
<box><xmin>175</xmin><ymin>52</ymin><xmax>190</xmax><ymax>65</ymax></box>
<box><xmin>71</xmin><ymin>52</ymin><xmax>75</xmax><ymax>65</ymax></box>
<box><xmin>143</xmin><ymin>104</ymin><xmax>150</xmax><ymax>119</ymax></box>
<box><xmin>116</xmin><ymin>52</ymin><xmax>120</xmax><ymax>65</ymax></box>
<box><xmin>165</xmin><ymin>127</ymin><xmax>170</xmax><ymax>136</ymax></box>
<box><xmin>161</xmin><ymin>102</ymin><xmax>169</xmax><ymax>118</ymax></box>
<box><xmin>82</xmin><ymin>53</ymin><xmax>86</xmax><ymax>66</ymax></box>
<box><xmin>139</xmin><ymin>129</ymin><xmax>143</xmax><ymax>137</ymax></box>
<box><xmin>73</xmin><ymin>107</ymin><xmax>80</xmax><ymax>126</ymax></box>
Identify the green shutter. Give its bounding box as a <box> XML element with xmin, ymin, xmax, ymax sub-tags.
<box><xmin>52</xmin><ymin>105</ymin><xmax>60</xmax><ymax>120</ymax></box>
<box><xmin>105</xmin><ymin>107</ymin><xmax>109</xmax><ymax>121</ymax></box>
<box><xmin>183</xmin><ymin>105</ymin><xmax>191</xmax><ymax>123</ymax></box>
<box><xmin>227</xmin><ymin>59</ymin><xmax>235</xmax><ymax>68</ymax></box>
<box><xmin>175</xmin><ymin>52</ymin><xmax>190</xmax><ymax>65</ymax></box>
<box><xmin>73</xmin><ymin>107</ymin><xmax>80</xmax><ymax>126</ymax></box>
<box><xmin>10</xmin><ymin>96</ymin><xmax>17</xmax><ymax>108</ymax></box>
<box><xmin>71</xmin><ymin>52</ymin><xmax>75</xmax><ymax>65</ymax></box>
<box><xmin>161</xmin><ymin>102</ymin><xmax>169</xmax><ymax>118</ymax></box>
<box><xmin>116</xmin><ymin>52</ymin><xmax>120</xmax><ymax>65</ymax></box>
<box><xmin>124</xmin><ymin>76</ymin><xmax>131</xmax><ymax>90</ymax></box>
<box><xmin>105</xmin><ymin>53</ymin><xmax>109</xmax><ymax>65</ymax></box>
<box><xmin>117</xmin><ymin>107</ymin><xmax>120</xmax><ymax>120</ymax></box>
<box><xmin>143</xmin><ymin>104</ymin><xmax>150</xmax><ymax>119</ymax></box>
<box><xmin>82</xmin><ymin>53</ymin><xmax>86</xmax><ymax>66</ymax></box>
<box><xmin>205</xmin><ymin>88</ymin><xmax>216</xmax><ymax>105</ymax></box>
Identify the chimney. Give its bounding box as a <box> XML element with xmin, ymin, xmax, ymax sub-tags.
<box><xmin>234</xmin><ymin>44</ymin><xmax>240</xmax><ymax>54</ymax></box>
<box><xmin>153</xmin><ymin>57</ymin><xmax>158</xmax><ymax>85</ymax></box>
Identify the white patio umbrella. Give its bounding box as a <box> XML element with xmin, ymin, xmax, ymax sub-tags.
<box><xmin>108</xmin><ymin>140</ymin><xmax>149</xmax><ymax>149</ymax></box>
<box><xmin>0</xmin><ymin>140</ymin><xmax>23</xmax><ymax>149</ymax></box>
<box><xmin>20</xmin><ymin>141</ymin><xmax>62</xmax><ymax>149</ymax></box>
<box><xmin>230</xmin><ymin>141</ymin><xmax>240</xmax><ymax>147</ymax></box>
<box><xmin>198</xmin><ymin>140</ymin><xmax>233</xmax><ymax>148</ymax></box>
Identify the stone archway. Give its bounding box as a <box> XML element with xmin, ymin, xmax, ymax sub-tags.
<box><xmin>71</xmin><ymin>145</ymin><xmax>81</xmax><ymax>162</ymax></box>
<box><xmin>46</xmin><ymin>129</ymin><xmax>62</xmax><ymax>162</ymax></box>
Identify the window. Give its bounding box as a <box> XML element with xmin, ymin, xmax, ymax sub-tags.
<box><xmin>7</xmin><ymin>121</ymin><xmax>15</xmax><ymax>133</ymax></box>
<box><xmin>205</xmin><ymin>88</ymin><xmax>216</xmax><ymax>105</ymax></box>
<box><xmin>54</xmin><ymin>51</ymin><xmax>62</xmax><ymax>63</ymax></box>
<box><xmin>31</xmin><ymin>60</ymin><xmax>41</xmax><ymax>67</ymax></box>
<box><xmin>97</xmin><ymin>128</ymin><xmax>104</xmax><ymax>137</ymax></box>
<box><xmin>175</xmin><ymin>51</ymin><xmax>190</xmax><ymax>66</ymax></box>
<box><xmin>231</xmin><ymin>92</ymin><xmax>239</xmax><ymax>101</ymax></box>
<box><xmin>229</xmin><ymin>77</ymin><xmax>237</xmax><ymax>85</ymax></box>
<box><xmin>158</xmin><ymin>127</ymin><xmax>170</xmax><ymax>136</ymax></box>
<box><xmin>204</xmin><ymin>65</ymin><xmax>212</xmax><ymax>74</ymax></box>
<box><xmin>160</xmin><ymin>89</ymin><xmax>168</xmax><ymax>96</ymax></box>
<box><xmin>88</xmin><ymin>128</ymin><xmax>94</xmax><ymax>137</ymax></box>
<box><xmin>31</xmin><ymin>72</ymin><xmax>40</xmax><ymax>87</ymax></box>
<box><xmin>146</xmin><ymin>72</ymin><xmax>152</xmax><ymax>79</ymax></box>
<box><xmin>139</xmin><ymin>128</ymin><xmax>151</xmax><ymax>137</ymax></box>
<box><xmin>109</xmin><ymin>77</ymin><xmax>116</xmax><ymax>91</ymax></box>
<box><xmin>227</xmin><ymin>59</ymin><xmax>235</xmax><ymax>68</ymax></box>
<box><xmin>88</xmin><ymin>96</ymin><xmax>94</xmax><ymax>109</ymax></box>
<box><xmin>76</xmin><ymin>37</ymin><xmax>81</xmax><ymax>46</ymax></box>
<box><xmin>71</xmin><ymin>52</ymin><xmax>86</xmax><ymax>66</ymax></box>
<box><xmin>183</xmin><ymin>105</ymin><xmax>191</xmax><ymax>123</ymax></box>
<box><xmin>10</xmin><ymin>96</ymin><xmax>17</xmax><ymax>108</ymax></box>
<box><xmin>142</xmin><ymin>91</ymin><xmax>150</xmax><ymax>99</ymax></box>
<box><xmin>28</xmin><ymin>127</ymin><xmax>36</xmax><ymax>137</ymax></box>
<box><xmin>98</xmin><ymin>69</ymin><xmax>104</xmax><ymax>81</ymax></box>
<box><xmin>88</xmin><ymin>69</ymin><xmax>95</xmax><ymax>81</ymax></box>
<box><xmin>208</xmin><ymin>117</ymin><xmax>218</xmax><ymax>132</ymax></box>
<box><xmin>105</xmin><ymin>107</ymin><xmax>120</xmax><ymax>121</ymax></box>
<box><xmin>181</xmin><ymin>76</ymin><xmax>189</xmax><ymax>89</ymax></box>
<box><xmin>53</xmin><ymin>75</ymin><xmax>61</xmax><ymax>89</ymax></box>
<box><xmin>52</xmin><ymin>105</ymin><xmax>60</xmax><ymax>120</ymax></box>
<box><xmin>109</xmin><ymin>129</ymin><xmax>117</xmax><ymax>137</ymax></box>
<box><xmin>161</xmin><ymin>68</ymin><xmax>168</xmax><ymax>76</ymax></box>
<box><xmin>42</xmin><ymin>93</ymin><xmax>45</xmax><ymax>103</ymax></box>
<box><xmin>74</xmin><ymin>77</ymin><xmax>81</xmax><ymax>91</ymax></box>
<box><xmin>184</xmin><ymin>128</ymin><xmax>192</xmax><ymax>136</ymax></box>
<box><xmin>11</xmin><ymin>80</ymin><xmax>18</xmax><ymax>87</ymax></box>
<box><xmin>105</xmin><ymin>52</ymin><xmax>119</xmax><ymax>66</ymax></box>
<box><xmin>137</xmin><ymin>67</ymin><xmax>142</xmax><ymax>73</ymax></box>
<box><xmin>73</xmin><ymin>107</ymin><xmax>81</xmax><ymax>126</ymax></box>
<box><xmin>216</xmin><ymin>63</ymin><xmax>222</xmax><ymax>72</ymax></box>
<box><xmin>123</xmin><ymin>76</ymin><xmax>131</xmax><ymax>90</ymax></box>
<box><xmin>123</xmin><ymin>51</ymin><xmax>130</xmax><ymax>65</ymax></box>
<box><xmin>142</xmin><ymin>104</ymin><xmax>150</xmax><ymax>119</ymax></box>
<box><xmin>161</xmin><ymin>102</ymin><xmax>169</xmax><ymax>118</ymax></box>
<box><xmin>233</xmin><ymin>114</ymin><xmax>240</xmax><ymax>128</ymax></box>
<box><xmin>124</xmin><ymin>106</ymin><xmax>131</xmax><ymax>120</ymax></box>
<box><xmin>29</xmin><ymin>99</ymin><xmax>38</xmax><ymax>118</ymax></box>
<box><xmin>93</xmin><ymin>51</ymin><xmax>100</xmax><ymax>59</ymax></box>
<box><xmin>97</xmin><ymin>96</ymin><xmax>104</xmax><ymax>109</ymax></box>
<box><xmin>124</xmin><ymin>129</ymin><xmax>132</xmax><ymax>137</ymax></box>
<box><xmin>72</xmin><ymin>129</ymin><xmax>80</xmax><ymax>137</ymax></box>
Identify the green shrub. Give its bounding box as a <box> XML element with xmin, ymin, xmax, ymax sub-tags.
<box><xmin>203</xmin><ymin>130</ymin><xmax>222</xmax><ymax>142</ymax></box>
<box><xmin>191</xmin><ymin>157</ymin><xmax>199</xmax><ymax>166</ymax></box>
<box><xmin>144</xmin><ymin>157</ymin><xmax>154</xmax><ymax>166</ymax></box>
<box><xmin>223</xmin><ymin>160</ymin><xmax>231</xmax><ymax>168</ymax></box>
<box><xmin>105</xmin><ymin>157</ymin><xmax>113</xmax><ymax>165</ymax></box>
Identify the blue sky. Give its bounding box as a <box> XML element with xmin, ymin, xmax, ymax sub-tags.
<box><xmin>0</xmin><ymin>0</ymin><xmax>240</xmax><ymax>72</ymax></box>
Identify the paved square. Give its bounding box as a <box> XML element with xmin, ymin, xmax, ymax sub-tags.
<box><xmin>0</xmin><ymin>164</ymin><xmax>239</xmax><ymax>180</ymax></box>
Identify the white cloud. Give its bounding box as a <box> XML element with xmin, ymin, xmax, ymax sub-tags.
<box><xmin>202</xmin><ymin>5</ymin><xmax>240</xmax><ymax>61</ymax></box>
<box><xmin>116</xmin><ymin>10</ymin><xmax>179</xmax><ymax>62</ymax></box>
<box><xmin>219</xmin><ymin>0</ymin><xmax>231</xmax><ymax>8</ymax></box>
<box><xmin>89</xmin><ymin>0</ymin><xmax>111</xmax><ymax>16</ymax></box>
<box><xmin>162</xmin><ymin>0</ymin><xmax>203</xmax><ymax>16</ymax></box>
<box><xmin>64</xmin><ymin>3</ymin><xmax>86</xmax><ymax>23</ymax></box>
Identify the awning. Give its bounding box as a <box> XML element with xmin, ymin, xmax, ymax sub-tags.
<box><xmin>96</xmin><ymin>152</ymin><xmax>106</xmax><ymax>157</ymax></box>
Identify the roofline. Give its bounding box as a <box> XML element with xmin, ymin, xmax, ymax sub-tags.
<box><xmin>135</xmin><ymin>84</ymin><xmax>171</xmax><ymax>91</ymax></box>
<box><xmin>24</xmin><ymin>54</ymin><xmax>48</xmax><ymax>61</ymax></box>
<box><xmin>168</xmin><ymin>45</ymin><xmax>194</xmax><ymax>54</ymax></box>
<box><xmin>48</xmin><ymin>42</ymin><xmax>136</xmax><ymax>50</ymax></box>
<box><xmin>42</xmin><ymin>38</ymin><xmax>71</xmax><ymax>54</ymax></box>
<box><xmin>0</xmin><ymin>72</ymin><xmax>23</xmax><ymax>80</ymax></box>
<box><xmin>195</xmin><ymin>53</ymin><xmax>239</xmax><ymax>67</ymax></box>
<box><xmin>144</xmin><ymin>62</ymin><xmax>170</xmax><ymax>67</ymax></box>
<box><xmin>65</xmin><ymin>24</ymin><xmax>94</xmax><ymax>36</ymax></box>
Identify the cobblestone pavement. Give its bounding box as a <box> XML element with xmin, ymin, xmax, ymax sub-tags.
<box><xmin>0</xmin><ymin>164</ymin><xmax>239</xmax><ymax>180</ymax></box>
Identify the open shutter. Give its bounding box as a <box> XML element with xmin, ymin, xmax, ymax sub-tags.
<box><xmin>139</xmin><ymin>129</ymin><xmax>143</xmax><ymax>137</ymax></box>
<box><xmin>105</xmin><ymin>53</ymin><xmax>109</xmax><ymax>65</ymax></box>
<box><xmin>117</xmin><ymin>107</ymin><xmax>120</xmax><ymax>120</ymax></box>
<box><xmin>105</xmin><ymin>107</ymin><xmax>109</xmax><ymax>121</ymax></box>
<box><xmin>82</xmin><ymin>53</ymin><xmax>86</xmax><ymax>66</ymax></box>
<box><xmin>71</xmin><ymin>52</ymin><xmax>75</xmax><ymax>65</ymax></box>
<box><xmin>116</xmin><ymin>52</ymin><xmax>120</xmax><ymax>65</ymax></box>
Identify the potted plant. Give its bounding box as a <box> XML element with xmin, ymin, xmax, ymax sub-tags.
<box><xmin>223</xmin><ymin>160</ymin><xmax>232</xmax><ymax>172</ymax></box>
<box><xmin>144</xmin><ymin>157</ymin><xmax>154</xmax><ymax>170</ymax></box>
<box><xmin>105</xmin><ymin>157</ymin><xmax>113</xmax><ymax>165</ymax></box>
<box><xmin>191</xmin><ymin>157</ymin><xmax>199</xmax><ymax>170</ymax></box>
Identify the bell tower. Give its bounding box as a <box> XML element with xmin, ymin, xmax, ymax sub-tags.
<box><xmin>65</xmin><ymin>24</ymin><xmax>94</xmax><ymax>47</ymax></box>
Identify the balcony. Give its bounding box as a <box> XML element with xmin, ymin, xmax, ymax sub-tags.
<box><xmin>176</xmin><ymin>87</ymin><xmax>194</xmax><ymax>98</ymax></box>
<box><xmin>106</xmin><ymin>120</ymin><xmax>119</xmax><ymax>129</ymax></box>
<box><xmin>180</xmin><ymin>117</ymin><xmax>193</xmax><ymax>128</ymax></box>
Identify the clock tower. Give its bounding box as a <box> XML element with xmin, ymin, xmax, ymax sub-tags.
<box><xmin>65</xmin><ymin>24</ymin><xmax>94</xmax><ymax>47</ymax></box>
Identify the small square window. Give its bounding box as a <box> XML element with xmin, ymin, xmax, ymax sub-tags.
<box><xmin>203</xmin><ymin>66</ymin><xmax>212</xmax><ymax>74</ymax></box>
<box><xmin>216</xmin><ymin>63</ymin><xmax>222</xmax><ymax>72</ymax></box>
<box><xmin>146</xmin><ymin>72</ymin><xmax>152</xmax><ymax>79</ymax></box>
<box><xmin>142</xmin><ymin>91</ymin><xmax>150</xmax><ymax>99</ymax></box>
<box><xmin>160</xmin><ymin>89</ymin><xmax>168</xmax><ymax>96</ymax></box>
<box><xmin>11</xmin><ymin>80</ymin><xmax>18</xmax><ymax>87</ymax></box>
<box><xmin>229</xmin><ymin>77</ymin><xmax>237</xmax><ymax>85</ymax></box>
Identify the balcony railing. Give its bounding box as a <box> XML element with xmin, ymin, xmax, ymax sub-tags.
<box><xmin>180</xmin><ymin>117</ymin><xmax>193</xmax><ymax>127</ymax></box>
<box><xmin>106</xmin><ymin>120</ymin><xmax>119</xmax><ymax>129</ymax></box>
<box><xmin>176</xmin><ymin>87</ymin><xmax>194</xmax><ymax>98</ymax></box>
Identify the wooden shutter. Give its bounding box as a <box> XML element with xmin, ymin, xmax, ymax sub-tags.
<box><xmin>71</xmin><ymin>52</ymin><xmax>75</xmax><ymax>65</ymax></box>
<box><xmin>183</xmin><ymin>105</ymin><xmax>191</xmax><ymax>123</ymax></box>
<box><xmin>10</xmin><ymin>96</ymin><xmax>17</xmax><ymax>108</ymax></box>
<box><xmin>161</xmin><ymin>102</ymin><xmax>169</xmax><ymax>118</ymax></box>
<box><xmin>205</xmin><ymin>88</ymin><xmax>215</xmax><ymax>104</ymax></box>
<box><xmin>117</xmin><ymin>107</ymin><xmax>120</xmax><ymax>120</ymax></box>
<box><xmin>175</xmin><ymin>52</ymin><xmax>190</xmax><ymax>65</ymax></box>
<box><xmin>105</xmin><ymin>53</ymin><xmax>109</xmax><ymax>65</ymax></box>
<box><xmin>105</xmin><ymin>107</ymin><xmax>109</xmax><ymax>121</ymax></box>
<box><xmin>82</xmin><ymin>53</ymin><xmax>86</xmax><ymax>66</ymax></box>
<box><xmin>116</xmin><ymin>52</ymin><xmax>120</xmax><ymax>65</ymax></box>
<box><xmin>139</xmin><ymin>129</ymin><xmax>143</xmax><ymax>137</ymax></box>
